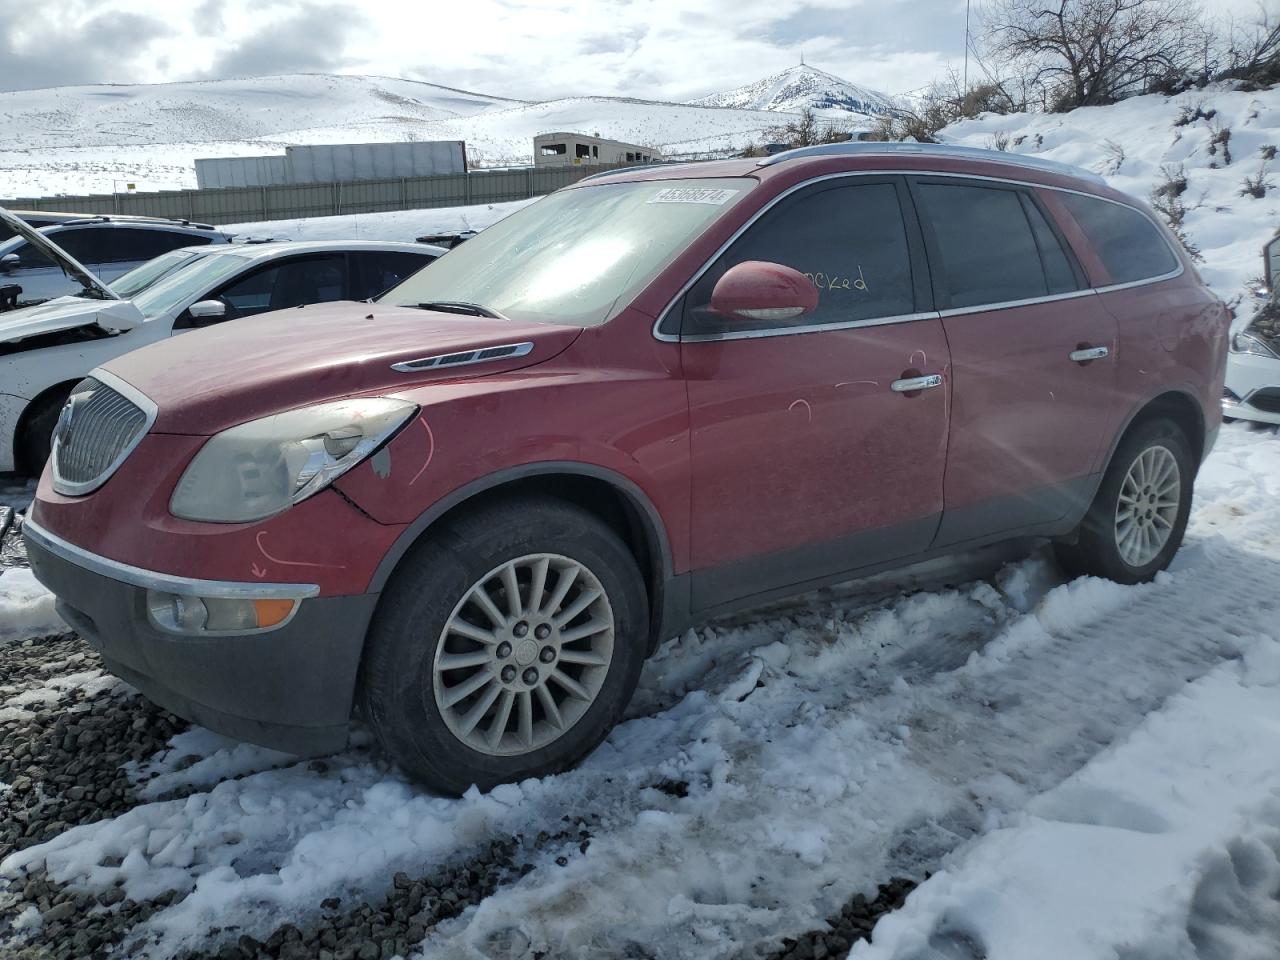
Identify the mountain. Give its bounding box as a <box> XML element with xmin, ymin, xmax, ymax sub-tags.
<box><xmin>692</xmin><ymin>64</ymin><xmax>895</xmax><ymax>118</ymax></box>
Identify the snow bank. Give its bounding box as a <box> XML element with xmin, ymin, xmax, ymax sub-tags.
<box><xmin>855</xmin><ymin>637</ymin><xmax>1280</xmax><ymax>960</ymax></box>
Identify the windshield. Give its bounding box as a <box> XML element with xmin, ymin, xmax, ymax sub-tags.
<box><xmin>130</xmin><ymin>250</ymin><xmax>251</xmax><ymax>318</ymax></box>
<box><xmin>109</xmin><ymin>249</ymin><xmax>212</xmax><ymax>300</ymax></box>
<box><xmin>379</xmin><ymin>177</ymin><xmax>753</xmax><ymax>326</ymax></box>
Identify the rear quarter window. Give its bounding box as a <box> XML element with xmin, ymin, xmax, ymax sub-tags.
<box><xmin>1059</xmin><ymin>193</ymin><xmax>1178</xmax><ymax>285</ymax></box>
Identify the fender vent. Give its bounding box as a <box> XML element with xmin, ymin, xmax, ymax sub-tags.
<box><xmin>391</xmin><ymin>341</ymin><xmax>534</xmax><ymax>373</ymax></box>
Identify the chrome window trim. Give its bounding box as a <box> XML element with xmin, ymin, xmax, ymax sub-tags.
<box><xmin>23</xmin><ymin>514</ymin><xmax>320</xmax><ymax>600</ymax></box>
<box><xmin>51</xmin><ymin>368</ymin><xmax>159</xmax><ymax>497</ymax></box>
<box><xmin>678</xmin><ymin>311</ymin><xmax>941</xmax><ymax>343</ymax></box>
<box><xmin>937</xmin><ymin>287</ymin><xmax>1099</xmax><ymax>318</ymax></box>
<box><xmin>652</xmin><ymin>169</ymin><xmax>1185</xmax><ymax>344</ymax></box>
<box><xmin>391</xmin><ymin>341</ymin><xmax>534</xmax><ymax>373</ymax></box>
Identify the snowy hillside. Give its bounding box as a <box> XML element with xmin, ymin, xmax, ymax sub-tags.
<box><xmin>693</xmin><ymin>63</ymin><xmax>895</xmax><ymax>119</ymax></box>
<box><xmin>0</xmin><ymin>74</ymin><xmax>518</xmax><ymax>150</ymax></box>
<box><xmin>0</xmin><ymin>68</ymin><xmax>883</xmax><ymax>198</ymax></box>
<box><xmin>939</xmin><ymin>84</ymin><xmax>1280</xmax><ymax>313</ymax></box>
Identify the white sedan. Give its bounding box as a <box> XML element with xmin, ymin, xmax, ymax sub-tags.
<box><xmin>0</xmin><ymin>211</ymin><xmax>443</xmax><ymax>474</ymax></box>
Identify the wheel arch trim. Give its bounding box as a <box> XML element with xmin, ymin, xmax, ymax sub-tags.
<box><xmin>1087</xmin><ymin>386</ymin><xmax>1209</xmax><ymax>511</ymax></box>
<box><xmin>366</xmin><ymin>460</ymin><xmax>676</xmax><ymax>601</ymax></box>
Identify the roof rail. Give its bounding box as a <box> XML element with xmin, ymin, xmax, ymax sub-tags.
<box><xmin>576</xmin><ymin>162</ymin><xmax>667</xmax><ymax>184</ymax></box>
<box><xmin>756</xmin><ymin>141</ymin><xmax>1105</xmax><ymax>185</ymax></box>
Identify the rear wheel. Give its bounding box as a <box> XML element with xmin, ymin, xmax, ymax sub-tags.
<box><xmin>1054</xmin><ymin>417</ymin><xmax>1194</xmax><ymax>584</ymax></box>
<box><xmin>358</xmin><ymin>497</ymin><xmax>648</xmax><ymax>794</ymax></box>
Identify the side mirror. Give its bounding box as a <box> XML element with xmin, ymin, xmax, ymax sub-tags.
<box><xmin>709</xmin><ymin>261</ymin><xmax>819</xmax><ymax>323</ymax></box>
<box><xmin>0</xmin><ymin>253</ymin><xmax>19</xmax><ymax>273</ymax></box>
<box><xmin>187</xmin><ymin>299</ymin><xmax>227</xmax><ymax>320</ymax></box>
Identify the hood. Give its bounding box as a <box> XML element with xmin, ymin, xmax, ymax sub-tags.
<box><xmin>102</xmin><ymin>300</ymin><xmax>584</xmax><ymax>435</ymax></box>
<box><xmin>0</xmin><ymin>296</ymin><xmax>144</xmax><ymax>347</ymax></box>
<box><xmin>0</xmin><ymin>206</ymin><xmax>117</xmax><ymax>302</ymax></box>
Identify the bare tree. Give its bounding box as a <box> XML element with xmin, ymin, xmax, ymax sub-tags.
<box><xmin>1218</xmin><ymin>3</ymin><xmax>1280</xmax><ymax>85</ymax></box>
<box><xmin>862</xmin><ymin>66</ymin><xmax>1026</xmax><ymax>142</ymax></box>
<box><xmin>984</xmin><ymin>0</ymin><xmax>1210</xmax><ymax>111</ymax></box>
<box><xmin>768</xmin><ymin>108</ymin><xmax>851</xmax><ymax>148</ymax></box>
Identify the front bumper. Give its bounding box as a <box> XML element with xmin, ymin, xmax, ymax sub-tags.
<box><xmin>23</xmin><ymin>517</ymin><xmax>379</xmax><ymax>756</ymax></box>
<box><xmin>1224</xmin><ymin>351</ymin><xmax>1280</xmax><ymax>425</ymax></box>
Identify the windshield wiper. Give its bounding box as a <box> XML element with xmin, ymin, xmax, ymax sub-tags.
<box><xmin>415</xmin><ymin>300</ymin><xmax>502</xmax><ymax>319</ymax></box>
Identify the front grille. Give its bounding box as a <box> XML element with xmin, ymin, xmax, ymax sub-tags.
<box><xmin>1248</xmin><ymin>388</ymin><xmax>1280</xmax><ymax>415</ymax></box>
<box><xmin>51</xmin><ymin>377</ymin><xmax>151</xmax><ymax>494</ymax></box>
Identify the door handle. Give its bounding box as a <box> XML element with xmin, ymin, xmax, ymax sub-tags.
<box><xmin>890</xmin><ymin>373</ymin><xmax>943</xmax><ymax>393</ymax></box>
<box><xmin>1069</xmin><ymin>345</ymin><xmax>1109</xmax><ymax>363</ymax></box>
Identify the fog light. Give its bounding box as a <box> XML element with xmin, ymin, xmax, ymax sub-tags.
<box><xmin>146</xmin><ymin>590</ymin><xmax>299</xmax><ymax>635</ymax></box>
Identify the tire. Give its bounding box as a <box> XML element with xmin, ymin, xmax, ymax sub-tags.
<box><xmin>17</xmin><ymin>387</ymin><xmax>72</xmax><ymax>477</ymax></box>
<box><xmin>1054</xmin><ymin>417</ymin><xmax>1194</xmax><ymax>584</ymax></box>
<box><xmin>358</xmin><ymin>496</ymin><xmax>649</xmax><ymax>794</ymax></box>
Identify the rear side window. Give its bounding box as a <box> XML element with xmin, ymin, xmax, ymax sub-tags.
<box><xmin>916</xmin><ymin>182</ymin><xmax>1066</xmax><ymax>309</ymax></box>
<box><xmin>683</xmin><ymin>180</ymin><xmax>916</xmax><ymax>336</ymax></box>
<box><xmin>99</xmin><ymin>229</ymin><xmax>211</xmax><ymax>264</ymax></box>
<box><xmin>1059</xmin><ymin>193</ymin><xmax>1178</xmax><ymax>285</ymax></box>
<box><xmin>41</xmin><ymin>227</ymin><xmax>99</xmax><ymax>265</ymax></box>
<box><xmin>350</xmin><ymin>250</ymin><xmax>435</xmax><ymax>300</ymax></box>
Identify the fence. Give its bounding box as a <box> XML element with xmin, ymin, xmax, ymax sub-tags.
<box><xmin>1</xmin><ymin>163</ymin><xmax>632</xmax><ymax>225</ymax></box>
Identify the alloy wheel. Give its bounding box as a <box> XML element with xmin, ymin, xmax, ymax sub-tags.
<box><xmin>1114</xmin><ymin>444</ymin><xmax>1181</xmax><ymax>568</ymax></box>
<box><xmin>432</xmin><ymin>553</ymin><xmax>615</xmax><ymax>756</ymax></box>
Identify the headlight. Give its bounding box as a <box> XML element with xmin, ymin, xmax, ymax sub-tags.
<box><xmin>1232</xmin><ymin>331</ymin><xmax>1280</xmax><ymax>358</ymax></box>
<box><xmin>170</xmin><ymin>398</ymin><xmax>417</xmax><ymax>523</ymax></box>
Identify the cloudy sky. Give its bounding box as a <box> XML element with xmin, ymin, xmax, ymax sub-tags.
<box><xmin>2</xmin><ymin>0</ymin><xmax>984</xmax><ymax>100</ymax></box>
<box><xmin>0</xmin><ymin>0</ymin><xmax>1259</xmax><ymax>100</ymax></box>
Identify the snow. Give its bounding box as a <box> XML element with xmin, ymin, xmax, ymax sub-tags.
<box><xmin>0</xmin><ymin>74</ymin><xmax>813</xmax><ymax>197</ymax></box>
<box><xmin>692</xmin><ymin>63</ymin><xmax>895</xmax><ymax>120</ymax></box>
<box><xmin>0</xmin><ymin>569</ymin><xmax>64</xmax><ymax>643</ymax></box>
<box><xmin>939</xmin><ymin>84</ymin><xmax>1280</xmax><ymax>313</ymax></box>
<box><xmin>1</xmin><ymin>421</ymin><xmax>1278</xmax><ymax>958</ymax></box>
<box><xmin>856</xmin><ymin>642</ymin><xmax>1280</xmax><ymax>960</ymax></box>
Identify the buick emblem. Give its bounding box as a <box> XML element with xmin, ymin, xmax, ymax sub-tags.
<box><xmin>55</xmin><ymin>396</ymin><xmax>79</xmax><ymax>449</ymax></box>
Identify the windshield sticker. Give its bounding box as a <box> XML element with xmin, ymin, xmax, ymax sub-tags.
<box><xmin>647</xmin><ymin>187</ymin><xmax>739</xmax><ymax>205</ymax></box>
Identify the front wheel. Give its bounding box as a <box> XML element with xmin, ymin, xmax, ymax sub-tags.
<box><xmin>1054</xmin><ymin>417</ymin><xmax>1194</xmax><ymax>584</ymax></box>
<box><xmin>358</xmin><ymin>497</ymin><xmax>648</xmax><ymax>794</ymax></box>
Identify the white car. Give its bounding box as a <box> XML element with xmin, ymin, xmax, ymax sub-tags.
<box><xmin>1224</xmin><ymin>234</ymin><xmax>1280</xmax><ymax>426</ymax></box>
<box><xmin>0</xmin><ymin>211</ymin><xmax>443</xmax><ymax>474</ymax></box>
<box><xmin>1224</xmin><ymin>311</ymin><xmax>1280</xmax><ymax>425</ymax></box>
<box><xmin>0</xmin><ymin>215</ymin><xmax>234</xmax><ymax>307</ymax></box>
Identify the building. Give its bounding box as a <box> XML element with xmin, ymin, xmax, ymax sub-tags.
<box><xmin>195</xmin><ymin>141</ymin><xmax>468</xmax><ymax>189</ymax></box>
<box><xmin>533</xmin><ymin>132</ymin><xmax>661</xmax><ymax>168</ymax></box>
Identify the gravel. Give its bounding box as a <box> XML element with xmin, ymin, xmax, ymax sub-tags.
<box><xmin>176</xmin><ymin>820</ymin><xmax>595</xmax><ymax>960</ymax></box>
<box><xmin>0</xmin><ymin>639</ymin><xmax>189</xmax><ymax>859</ymax></box>
<box><xmin>766</xmin><ymin>877</ymin><xmax>920</xmax><ymax>960</ymax></box>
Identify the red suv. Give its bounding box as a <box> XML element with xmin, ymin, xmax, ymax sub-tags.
<box><xmin>23</xmin><ymin>144</ymin><xmax>1228</xmax><ymax>793</ymax></box>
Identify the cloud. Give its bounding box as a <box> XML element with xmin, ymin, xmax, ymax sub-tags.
<box><xmin>0</xmin><ymin>0</ymin><xmax>968</xmax><ymax>103</ymax></box>
<box><xmin>0</xmin><ymin>2</ymin><xmax>175</xmax><ymax>92</ymax></box>
<box><xmin>199</xmin><ymin>2</ymin><xmax>369</xmax><ymax>80</ymax></box>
